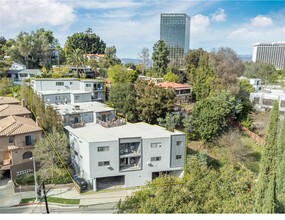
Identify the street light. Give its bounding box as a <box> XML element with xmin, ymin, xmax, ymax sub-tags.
<box><xmin>30</xmin><ymin>157</ymin><xmax>38</xmax><ymax>201</ymax></box>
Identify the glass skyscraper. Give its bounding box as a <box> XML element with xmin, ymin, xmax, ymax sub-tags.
<box><xmin>160</xmin><ymin>13</ymin><xmax>190</xmax><ymax>68</ymax></box>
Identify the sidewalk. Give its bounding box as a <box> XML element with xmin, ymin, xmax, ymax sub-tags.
<box><xmin>0</xmin><ymin>179</ymin><xmax>137</xmax><ymax>208</ymax></box>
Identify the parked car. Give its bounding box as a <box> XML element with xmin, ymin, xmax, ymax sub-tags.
<box><xmin>73</xmin><ymin>176</ymin><xmax>88</xmax><ymax>193</ymax></box>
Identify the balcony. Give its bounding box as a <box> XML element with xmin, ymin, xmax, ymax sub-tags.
<box><xmin>69</xmin><ymin>121</ymin><xmax>85</xmax><ymax>128</ymax></box>
<box><xmin>97</xmin><ymin>118</ymin><xmax>126</xmax><ymax>128</ymax></box>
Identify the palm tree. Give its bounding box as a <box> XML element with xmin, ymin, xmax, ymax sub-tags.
<box><xmin>66</xmin><ymin>48</ymin><xmax>86</xmax><ymax>78</ymax></box>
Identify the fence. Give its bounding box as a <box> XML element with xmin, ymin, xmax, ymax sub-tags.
<box><xmin>229</xmin><ymin>120</ymin><xmax>265</xmax><ymax>146</ymax></box>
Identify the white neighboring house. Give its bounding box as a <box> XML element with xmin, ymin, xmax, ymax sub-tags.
<box><xmin>250</xmin><ymin>86</ymin><xmax>285</xmax><ymax>113</ymax></box>
<box><xmin>13</xmin><ymin>69</ymin><xmax>42</xmax><ymax>85</ymax></box>
<box><xmin>239</xmin><ymin>76</ymin><xmax>262</xmax><ymax>92</ymax></box>
<box><xmin>31</xmin><ymin>78</ymin><xmax>105</xmax><ymax>103</ymax></box>
<box><xmin>50</xmin><ymin>101</ymin><xmax>116</xmax><ymax>127</ymax></box>
<box><xmin>65</xmin><ymin>122</ymin><xmax>186</xmax><ymax>191</ymax></box>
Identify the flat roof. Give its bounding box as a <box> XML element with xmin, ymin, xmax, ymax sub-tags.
<box><xmin>32</xmin><ymin>78</ymin><xmax>105</xmax><ymax>82</ymax></box>
<box><xmin>65</xmin><ymin>122</ymin><xmax>184</xmax><ymax>142</ymax></box>
<box><xmin>39</xmin><ymin>90</ymin><xmax>91</xmax><ymax>95</ymax></box>
<box><xmin>51</xmin><ymin>101</ymin><xmax>114</xmax><ymax>115</ymax></box>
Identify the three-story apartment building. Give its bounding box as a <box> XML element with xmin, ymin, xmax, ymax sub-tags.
<box><xmin>0</xmin><ymin>116</ymin><xmax>42</xmax><ymax>180</ymax></box>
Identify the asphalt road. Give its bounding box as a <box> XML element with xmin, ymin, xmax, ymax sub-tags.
<box><xmin>0</xmin><ymin>202</ymin><xmax>117</xmax><ymax>214</ymax></box>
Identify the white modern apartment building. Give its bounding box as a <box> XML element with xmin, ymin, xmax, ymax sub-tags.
<box><xmin>31</xmin><ymin>78</ymin><xmax>105</xmax><ymax>103</ymax></box>
<box><xmin>50</xmin><ymin>101</ymin><xmax>115</xmax><ymax>127</ymax></box>
<box><xmin>250</xmin><ymin>86</ymin><xmax>285</xmax><ymax>113</ymax></box>
<box><xmin>252</xmin><ymin>42</ymin><xmax>285</xmax><ymax>70</ymax></box>
<box><xmin>65</xmin><ymin>122</ymin><xmax>186</xmax><ymax>191</ymax></box>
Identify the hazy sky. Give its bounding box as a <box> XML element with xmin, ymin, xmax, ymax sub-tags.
<box><xmin>0</xmin><ymin>0</ymin><xmax>284</xmax><ymax>58</ymax></box>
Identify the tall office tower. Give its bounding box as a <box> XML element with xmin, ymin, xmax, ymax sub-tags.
<box><xmin>160</xmin><ymin>13</ymin><xmax>190</xmax><ymax>68</ymax></box>
<box><xmin>252</xmin><ymin>42</ymin><xmax>285</xmax><ymax>70</ymax></box>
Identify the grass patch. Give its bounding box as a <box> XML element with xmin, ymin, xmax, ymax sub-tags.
<box><xmin>20</xmin><ymin>197</ymin><xmax>79</xmax><ymax>205</ymax></box>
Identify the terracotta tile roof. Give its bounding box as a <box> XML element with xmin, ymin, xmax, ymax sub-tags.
<box><xmin>156</xmin><ymin>82</ymin><xmax>192</xmax><ymax>89</ymax></box>
<box><xmin>0</xmin><ymin>104</ymin><xmax>31</xmax><ymax>118</ymax></box>
<box><xmin>0</xmin><ymin>97</ymin><xmax>20</xmax><ymax>105</ymax></box>
<box><xmin>86</xmin><ymin>54</ymin><xmax>105</xmax><ymax>58</ymax></box>
<box><xmin>0</xmin><ymin>116</ymin><xmax>42</xmax><ymax>136</ymax></box>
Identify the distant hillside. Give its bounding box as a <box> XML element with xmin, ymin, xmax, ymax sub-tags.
<box><xmin>121</xmin><ymin>58</ymin><xmax>153</xmax><ymax>67</ymax></box>
<box><xmin>238</xmin><ymin>55</ymin><xmax>252</xmax><ymax>62</ymax></box>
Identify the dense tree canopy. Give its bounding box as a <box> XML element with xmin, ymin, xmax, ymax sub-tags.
<box><xmin>135</xmin><ymin>80</ymin><xmax>176</xmax><ymax>124</ymax></box>
<box><xmin>7</xmin><ymin>29</ymin><xmax>59</xmax><ymax>68</ymax></box>
<box><xmin>64</xmin><ymin>30</ymin><xmax>106</xmax><ymax>55</ymax></box>
<box><xmin>183</xmin><ymin>93</ymin><xmax>243</xmax><ymax>142</ymax></box>
<box><xmin>117</xmin><ymin>156</ymin><xmax>255</xmax><ymax>213</ymax></box>
<box><xmin>107</xmin><ymin>64</ymin><xmax>138</xmax><ymax>84</ymax></box>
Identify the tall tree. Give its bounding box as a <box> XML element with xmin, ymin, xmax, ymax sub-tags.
<box><xmin>138</xmin><ymin>47</ymin><xmax>150</xmax><ymax>75</ymax></box>
<box><xmin>209</xmin><ymin>47</ymin><xmax>245</xmax><ymax>95</ymax></box>
<box><xmin>7</xmin><ymin>29</ymin><xmax>59</xmax><ymax>68</ymax></box>
<box><xmin>0</xmin><ymin>36</ymin><xmax>6</xmax><ymax>57</ymax></box>
<box><xmin>66</xmin><ymin>48</ymin><xmax>87</xmax><ymax>78</ymax></box>
<box><xmin>64</xmin><ymin>30</ymin><xmax>106</xmax><ymax>55</ymax></box>
<box><xmin>135</xmin><ymin>80</ymin><xmax>175</xmax><ymax>124</ymax></box>
<box><xmin>276</xmin><ymin>117</ymin><xmax>285</xmax><ymax>211</ymax></box>
<box><xmin>0</xmin><ymin>77</ymin><xmax>13</xmax><ymax>96</ymax></box>
<box><xmin>107</xmin><ymin>64</ymin><xmax>138</xmax><ymax>84</ymax></box>
<box><xmin>108</xmin><ymin>83</ymin><xmax>137</xmax><ymax>122</ymax></box>
<box><xmin>152</xmin><ymin>40</ymin><xmax>169</xmax><ymax>77</ymax></box>
<box><xmin>254</xmin><ymin>101</ymin><xmax>279</xmax><ymax>213</ymax></box>
<box><xmin>104</xmin><ymin>46</ymin><xmax>121</xmax><ymax>67</ymax></box>
<box><xmin>33</xmin><ymin>130</ymin><xmax>70</xmax><ymax>183</ymax></box>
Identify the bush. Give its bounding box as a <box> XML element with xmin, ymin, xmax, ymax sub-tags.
<box><xmin>15</xmin><ymin>173</ymin><xmax>35</xmax><ymax>185</ymax></box>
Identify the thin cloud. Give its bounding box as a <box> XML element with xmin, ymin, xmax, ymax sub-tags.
<box><xmin>211</xmin><ymin>8</ymin><xmax>226</xmax><ymax>22</ymax></box>
<box><xmin>191</xmin><ymin>14</ymin><xmax>210</xmax><ymax>33</ymax></box>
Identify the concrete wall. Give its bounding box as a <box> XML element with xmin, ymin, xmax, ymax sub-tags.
<box><xmin>43</xmin><ymin>93</ymin><xmax>70</xmax><ymax>105</ymax></box>
<box><xmin>70</xmin><ymin>93</ymin><xmax>92</xmax><ymax>104</ymax></box>
<box><xmin>32</xmin><ymin>80</ymin><xmax>80</xmax><ymax>92</ymax></box>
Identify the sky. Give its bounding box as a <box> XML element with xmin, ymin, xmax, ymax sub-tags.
<box><xmin>0</xmin><ymin>0</ymin><xmax>285</xmax><ymax>59</ymax></box>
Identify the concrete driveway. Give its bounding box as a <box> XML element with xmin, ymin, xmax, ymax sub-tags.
<box><xmin>0</xmin><ymin>179</ymin><xmax>21</xmax><ymax>207</ymax></box>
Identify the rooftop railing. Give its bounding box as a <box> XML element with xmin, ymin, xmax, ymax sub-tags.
<box><xmin>97</xmin><ymin>118</ymin><xmax>126</xmax><ymax>128</ymax></box>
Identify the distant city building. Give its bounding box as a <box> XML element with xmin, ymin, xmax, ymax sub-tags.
<box><xmin>160</xmin><ymin>13</ymin><xmax>190</xmax><ymax>68</ymax></box>
<box><xmin>252</xmin><ymin>42</ymin><xmax>285</xmax><ymax>70</ymax></box>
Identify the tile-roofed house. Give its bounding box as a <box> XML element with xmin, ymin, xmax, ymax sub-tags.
<box><xmin>0</xmin><ymin>104</ymin><xmax>31</xmax><ymax>119</ymax></box>
<box><xmin>0</xmin><ymin>96</ymin><xmax>21</xmax><ymax>105</ymax></box>
<box><xmin>156</xmin><ymin>82</ymin><xmax>192</xmax><ymax>104</ymax></box>
<box><xmin>0</xmin><ymin>116</ymin><xmax>42</xmax><ymax>180</ymax></box>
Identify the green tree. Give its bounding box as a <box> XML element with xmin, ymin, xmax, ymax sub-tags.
<box><xmin>135</xmin><ymin>80</ymin><xmax>175</xmax><ymax>124</ymax></box>
<box><xmin>163</xmin><ymin>72</ymin><xmax>179</xmax><ymax>82</ymax></box>
<box><xmin>7</xmin><ymin>29</ymin><xmax>59</xmax><ymax>68</ymax></box>
<box><xmin>157</xmin><ymin>113</ymin><xmax>181</xmax><ymax>132</ymax></box>
<box><xmin>0</xmin><ymin>36</ymin><xmax>6</xmax><ymax>57</ymax></box>
<box><xmin>103</xmin><ymin>46</ymin><xmax>121</xmax><ymax>67</ymax></box>
<box><xmin>254</xmin><ymin>101</ymin><xmax>279</xmax><ymax>213</ymax></box>
<box><xmin>183</xmin><ymin>93</ymin><xmax>243</xmax><ymax>142</ymax></box>
<box><xmin>0</xmin><ymin>59</ymin><xmax>12</xmax><ymax>77</ymax></box>
<box><xmin>0</xmin><ymin>77</ymin><xmax>13</xmax><ymax>96</ymax></box>
<box><xmin>276</xmin><ymin>117</ymin><xmax>285</xmax><ymax>211</ymax></box>
<box><xmin>152</xmin><ymin>40</ymin><xmax>169</xmax><ymax>77</ymax></box>
<box><xmin>108</xmin><ymin>83</ymin><xmax>137</xmax><ymax>122</ymax></box>
<box><xmin>64</xmin><ymin>30</ymin><xmax>106</xmax><ymax>55</ymax></box>
<box><xmin>117</xmin><ymin>156</ymin><xmax>254</xmax><ymax>213</ymax></box>
<box><xmin>33</xmin><ymin>130</ymin><xmax>70</xmax><ymax>183</ymax></box>
<box><xmin>107</xmin><ymin>64</ymin><xmax>138</xmax><ymax>84</ymax></box>
<box><xmin>66</xmin><ymin>48</ymin><xmax>87</xmax><ymax>78</ymax></box>
<box><xmin>243</xmin><ymin>61</ymin><xmax>279</xmax><ymax>84</ymax></box>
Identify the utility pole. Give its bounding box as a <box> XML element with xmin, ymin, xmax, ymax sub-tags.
<box><xmin>42</xmin><ymin>181</ymin><xmax>49</xmax><ymax>214</ymax></box>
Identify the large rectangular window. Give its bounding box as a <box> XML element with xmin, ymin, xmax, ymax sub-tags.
<box><xmin>98</xmin><ymin>146</ymin><xmax>109</xmax><ymax>152</ymax></box>
<box><xmin>98</xmin><ymin>161</ymin><xmax>110</xmax><ymax>166</ymax></box>
<box><xmin>151</xmin><ymin>157</ymin><xmax>161</xmax><ymax>162</ymax></box>
<box><xmin>25</xmin><ymin>135</ymin><xmax>33</xmax><ymax>146</ymax></box>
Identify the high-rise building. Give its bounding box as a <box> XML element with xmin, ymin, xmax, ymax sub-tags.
<box><xmin>252</xmin><ymin>42</ymin><xmax>285</xmax><ymax>70</ymax></box>
<box><xmin>160</xmin><ymin>13</ymin><xmax>190</xmax><ymax>68</ymax></box>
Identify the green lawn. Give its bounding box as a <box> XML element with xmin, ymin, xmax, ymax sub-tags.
<box><xmin>20</xmin><ymin>197</ymin><xmax>80</xmax><ymax>205</ymax></box>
